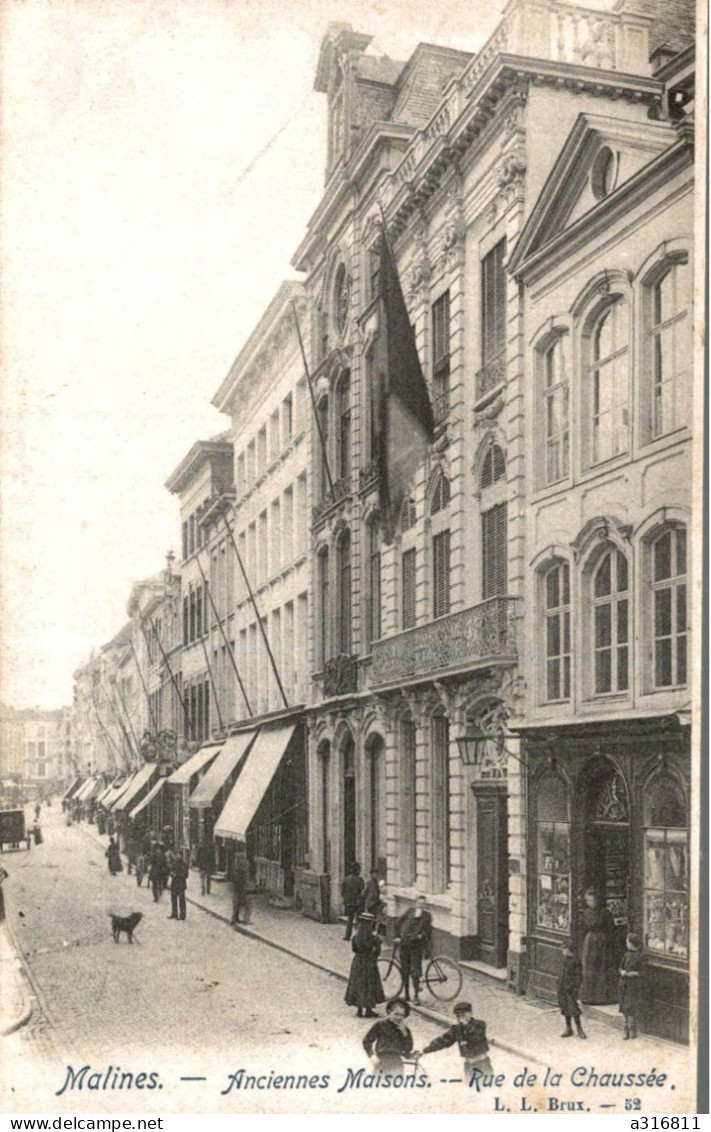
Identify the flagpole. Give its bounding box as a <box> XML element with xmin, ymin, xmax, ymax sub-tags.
<box><xmin>196</xmin><ymin>556</ymin><xmax>253</xmax><ymax>719</ymax></box>
<box><xmin>109</xmin><ymin>676</ymin><xmax>142</xmax><ymax>763</ymax></box>
<box><xmin>129</xmin><ymin>639</ymin><xmax>160</xmax><ymax>734</ymax></box>
<box><xmin>220</xmin><ymin>507</ymin><xmax>289</xmax><ymax>711</ymax></box>
<box><xmin>104</xmin><ymin>682</ymin><xmax>139</xmax><ymax>768</ymax></box>
<box><xmin>144</xmin><ymin>617</ymin><xmax>196</xmax><ymax>741</ymax></box>
<box><xmin>195</xmin><ymin>599</ymin><xmax>226</xmax><ymax>733</ymax></box>
<box><xmin>290</xmin><ymin>299</ymin><xmax>335</xmax><ymax>496</ymax></box>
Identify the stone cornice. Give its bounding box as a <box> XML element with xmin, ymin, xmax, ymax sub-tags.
<box><xmin>165</xmin><ymin>439</ymin><xmax>233</xmax><ymax>496</ymax></box>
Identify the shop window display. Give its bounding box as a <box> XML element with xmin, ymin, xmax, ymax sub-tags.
<box><xmin>536</xmin><ymin>773</ymin><xmax>570</xmax><ymax>932</ymax></box>
<box><xmin>643</xmin><ymin>776</ymin><xmax>688</xmax><ymax>959</ymax></box>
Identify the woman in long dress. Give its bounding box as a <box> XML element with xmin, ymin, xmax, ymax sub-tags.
<box><xmin>345</xmin><ymin>913</ymin><xmax>385</xmax><ymax>1018</ymax></box>
<box><xmin>579</xmin><ymin>887</ymin><xmax>615</xmax><ymax>1003</ymax></box>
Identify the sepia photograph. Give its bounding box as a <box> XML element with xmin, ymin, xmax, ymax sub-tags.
<box><xmin>0</xmin><ymin>0</ymin><xmax>704</xmax><ymax>1118</ymax></box>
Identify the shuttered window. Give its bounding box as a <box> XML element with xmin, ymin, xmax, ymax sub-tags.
<box><xmin>319</xmin><ymin>550</ymin><xmax>329</xmax><ymax>666</ymax></box>
<box><xmin>482</xmin><ymin>239</ymin><xmax>507</xmax><ymax>365</ymax></box>
<box><xmin>338</xmin><ymin>533</ymin><xmax>352</xmax><ymax>654</ymax></box>
<box><xmin>432</xmin><ymin>530</ymin><xmax>451</xmax><ymax>619</ymax></box>
<box><xmin>432</xmin><ymin>291</ymin><xmax>451</xmax><ymax>420</ymax></box>
<box><xmin>431</xmin><ymin>713</ymin><xmax>451</xmax><ymax>892</ymax></box>
<box><xmin>367</xmin><ymin>518</ymin><xmax>382</xmax><ymax>649</ymax></box>
<box><xmin>402</xmin><ymin>548</ymin><xmax>417</xmax><ymax>629</ymax></box>
<box><xmin>400</xmin><ymin>719</ymin><xmax>417</xmax><ymax>886</ymax></box>
<box><xmin>482</xmin><ymin>502</ymin><xmax>508</xmax><ymax>598</ymax></box>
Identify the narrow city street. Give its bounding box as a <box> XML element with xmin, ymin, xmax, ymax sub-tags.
<box><xmin>1</xmin><ymin>809</ymin><xmax>533</xmax><ymax>1115</ymax></box>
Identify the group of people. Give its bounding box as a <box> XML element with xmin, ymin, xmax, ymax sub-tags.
<box><xmin>558</xmin><ymin>929</ymin><xmax>645</xmax><ymax>1042</ymax></box>
<box><xmin>362</xmin><ymin>998</ymin><xmax>493</xmax><ymax>1079</ymax></box>
<box><xmin>103</xmin><ymin>826</ymin><xmax>190</xmax><ymax>921</ymax></box>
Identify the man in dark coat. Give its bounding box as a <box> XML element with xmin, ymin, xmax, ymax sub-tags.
<box><xmin>558</xmin><ymin>939</ymin><xmax>586</xmax><ymax>1038</ymax></box>
<box><xmin>341</xmin><ymin>862</ymin><xmax>365</xmax><ymax>941</ymax></box>
<box><xmin>395</xmin><ymin>895</ymin><xmax>433</xmax><ymax>1005</ymax></box>
<box><xmin>148</xmin><ymin>843</ymin><xmax>168</xmax><ymax>903</ymax></box>
<box><xmin>421</xmin><ymin>1001</ymin><xmax>493</xmax><ymax>1078</ymax></box>
<box><xmin>230</xmin><ymin>853</ymin><xmax>251</xmax><ymax>926</ymax></box>
<box><xmin>196</xmin><ymin>837</ymin><xmax>216</xmax><ymax>896</ymax></box>
<box><xmin>168</xmin><ymin>854</ymin><xmax>189</xmax><ymax>920</ymax></box>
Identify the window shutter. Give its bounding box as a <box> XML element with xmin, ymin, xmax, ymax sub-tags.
<box><xmin>482</xmin><ymin>503</ymin><xmax>508</xmax><ymax>598</ymax></box>
<box><xmin>433</xmin><ymin>529</ymin><xmax>451</xmax><ymax>618</ymax></box>
<box><xmin>482</xmin><ymin>239</ymin><xmax>507</xmax><ymax>365</ymax></box>
<box><xmin>402</xmin><ymin>548</ymin><xmax>417</xmax><ymax>629</ymax></box>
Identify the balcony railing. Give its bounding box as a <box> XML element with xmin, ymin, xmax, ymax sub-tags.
<box><xmin>323</xmin><ymin>653</ymin><xmax>358</xmax><ymax>698</ymax></box>
<box><xmin>359</xmin><ymin>459</ymin><xmax>379</xmax><ymax>491</ymax></box>
<box><xmin>432</xmin><ymin>390</ymin><xmax>451</xmax><ymax>427</ymax></box>
<box><xmin>312</xmin><ymin>476</ymin><xmax>352</xmax><ymax>524</ymax></box>
<box><xmin>370</xmin><ymin>597</ymin><xmax>518</xmax><ymax>687</ymax></box>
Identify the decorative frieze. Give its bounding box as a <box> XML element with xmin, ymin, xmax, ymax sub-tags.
<box><xmin>323</xmin><ymin>653</ymin><xmax>359</xmax><ymax>698</ymax></box>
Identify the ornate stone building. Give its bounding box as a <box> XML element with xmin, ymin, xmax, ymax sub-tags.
<box><xmin>291</xmin><ymin>0</ymin><xmax>695</xmax><ymax>998</ymax></box>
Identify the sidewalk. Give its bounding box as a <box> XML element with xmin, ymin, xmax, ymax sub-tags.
<box><xmin>0</xmin><ymin>924</ymin><xmax>33</xmax><ymax>1036</ymax></box>
<box><xmin>181</xmin><ymin>868</ymin><xmax>687</xmax><ymax>1072</ymax></box>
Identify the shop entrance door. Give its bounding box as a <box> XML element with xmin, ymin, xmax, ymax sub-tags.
<box><xmin>474</xmin><ymin>786</ymin><xmax>509</xmax><ymax>968</ymax></box>
<box><xmin>585</xmin><ymin>822</ymin><xmax>630</xmax><ymax>963</ymax></box>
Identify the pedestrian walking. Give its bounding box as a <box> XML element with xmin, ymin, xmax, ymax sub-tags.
<box><xmin>344</xmin><ymin>913</ymin><xmax>385</xmax><ymax>1018</ymax></box>
<box><xmin>420</xmin><ymin>1001</ymin><xmax>494</xmax><ymax>1078</ymax></box>
<box><xmin>106</xmin><ymin>837</ymin><xmax>122</xmax><ymax>876</ymax></box>
<box><xmin>341</xmin><ymin>862</ymin><xmax>365</xmax><ymax>941</ymax></box>
<box><xmin>362</xmin><ymin>999</ymin><xmax>414</xmax><ymax>1075</ymax></box>
<box><xmin>0</xmin><ymin>865</ymin><xmax>8</xmax><ymax>923</ymax></box>
<box><xmin>557</xmin><ymin>939</ymin><xmax>587</xmax><ymax>1038</ymax></box>
<box><xmin>168</xmin><ymin>854</ymin><xmax>189</xmax><ymax>921</ymax></box>
<box><xmin>148</xmin><ymin>843</ymin><xmax>167</xmax><ymax>902</ymax></box>
<box><xmin>618</xmin><ymin>932</ymin><xmax>645</xmax><ymax>1040</ymax></box>
<box><xmin>230</xmin><ymin>853</ymin><xmax>251</xmax><ymax>926</ymax></box>
<box><xmin>580</xmin><ymin>887</ymin><xmax>616</xmax><ymax>1004</ymax></box>
<box><xmin>34</xmin><ymin>803</ymin><xmax>41</xmax><ymax>821</ymax></box>
<box><xmin>362</xmin><ymin>868</ymin><xmax>384</xmax><ymax>918</ymax></box>
<box><xmin>395</xmin><ymin>895</ymin><xmax>432</xmax><ymax>1005</ymax></box>
<box><xmin>196</xmin><ymin>837</ymin><xmax>216</xmax><ymax>896</ymax></box>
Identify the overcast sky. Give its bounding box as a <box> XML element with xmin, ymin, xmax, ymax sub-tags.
<box><xmin>0</xmin><ymin>0</ymin><xmax>514</xmax><ymax>710</ymax></box>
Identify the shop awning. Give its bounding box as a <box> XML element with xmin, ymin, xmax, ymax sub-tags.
<box><xmin>62</xmin><ymin>777</ymin><xmax>83</xmax><ymax>801</ymax></box>
<box><xmin>214</xmin><ymin>724</ymin><xmax>295</xmax><ymax>841</ymax></box>
<box><xmin>168</xmin><ymin>743</ymin><xmax>224</xmax><ymax>786</ymax></box>
<box><xmin>96</xmin><ymin>777</ymin><xmax>122</xmax><ymax>806</ymax></box>
<box><xmin>189</xmin><ymin>731</ymin><xmax>257</xmax><ymax>810</ymax></box>
<box><xmin>100</xmin><ymin>776</ymin><xmax>130</xmax><ymax>809</ymax></box>
<box><xmin>113</xmin><ymin>764</ymin><xmax>159</xmax><ymax>813</ymax></box>
<box><xmin>83</xmin><ymin>777</ymin><xmax>107</xmax><ymax>802</ymax></box>
<box><xmin>129</xmin><ymin>777</ymin><xmax>166</xmax><ymax>819</ymax></box>
<box><xmin>74</xmin><ymin>776</ymin><xmax>99</xmax><ymax>802</ymax></box>
<box><xmin>105</xmin><ymin>772</ymin><xmax>138</xmax><ymax>810</ymax></box>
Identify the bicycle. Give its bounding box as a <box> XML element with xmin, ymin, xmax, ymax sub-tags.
<box><xmin>377</xmin><ymin>941</ymin><xmax>464</xmax><ymax>1002</ymax></box>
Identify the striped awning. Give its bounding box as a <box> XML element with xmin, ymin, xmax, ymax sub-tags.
<box><xmin>188</xmin><ymin>731</ymin><xmax>256</xmax><ymax>809</ymax></box>
<box><xmin>129</xmin><ymin>777</ymin><xmax>166</xmax><ymax>819</ymax></box>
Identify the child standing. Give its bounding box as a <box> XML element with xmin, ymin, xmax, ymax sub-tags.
<box><xmin>420</xmin><ymin>1001</ymin><xmax>493</xmax><ymax>1078</ymax></box>
<box><xmin>558</xmin><ymin>939</ymin><xmax>587</xmax><ymax>1039</ymax></box>
<box><xmin>619</xmin><ymin>932</ymin><xmax>644</xmax><ymax>1039</ymax></box>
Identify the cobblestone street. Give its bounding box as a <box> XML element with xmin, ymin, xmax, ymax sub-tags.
<box><xmin>1</xmin><ymin>810</ymin><xmax>533</xmax><ymax>1114</ymax></box>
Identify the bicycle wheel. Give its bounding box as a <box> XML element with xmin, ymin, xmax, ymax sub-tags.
<box><xmin>377</xmin><ymin>956</ymin><xmax>404</xmax><ymax>999</ymax></box>
<box><xmin>425</xmin><ymin>956</ymin><xmax>463</xmax><ymax>1001</ymax></box>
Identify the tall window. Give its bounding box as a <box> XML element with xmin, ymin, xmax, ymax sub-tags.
<box><xmin>401</xmin><ymin>497</ymin><xmax>417</xmax><ymax>631</ymax></box>
<box><xmin>369</xmin><ymin>243</ymin><xmax>381</xmax><ymax>304</ymax></box>
<box><xmin>650</xmin><ymin>261</ymin><xmax>690</xmax><ymax>437</ymax></box>
<box><xmin>366</xmin><ymin>516</ymin><xmax>382</xmax><ymax>649</ymax></box>
<box><xmin>480</xmin><ymin>238</ymin><xmax>507</xmax><ymax>396</ymax></box>
<box><xmin>317</xmin><ymin>397</ymin><xmax>329</xmax><ymax>499</ymax></box>
<box><xmin>337</xmin><ymin>374</ymin><xmax>351</xmax><ymax>481</ymax></box>
<box><xmin>544</xmin><ymin>562</ymin><xmax>571</xmax><ymax>701</ymax></box>
<box><xmin>400</xmin><ymin>718</ymin><xmax>417</xmax><ymax>886</ymax></box>
<box><xmin>482</xmin><ymin>504</ymin><xmax>507</xmax><ymax>598</ymax></box>
<box><xmin>543</xmin><ymin>338</ymin><xmax>569</xmax><ymax>483</ymax></box>
<box><xmin>480</xmin><ymin>444</ymin><xmax>505</xmax><ymax>490</ymax></box>
<box><xmin>590</xmin><ymin>299</ymin><xmax>629</xmax><ymax>464</ymax></box>
<box><xmin>337</xmin><ymin>531</ymin><xmax>352</xmax><ymax>654</ymax></box>
<box><xmin>431</xmin><ymin>473</ymin><xmax>451</xmax><ymax>619</ymax></box>
<box><xmin>536</xmin><ymin>772</ymin><xmax>570</xmax><ymax>933</ymax></box>
<box><xmin>652</xmin><ymin>527</ymin><xmax>687</xmax><ymax>688</ymax></box>
<box><xmin>431</xmin><ymin>713</ymin><xmax>451</xmax><ymax>892</ymax></box>
<box><xmin>318</xmin><ymin>549</ymin><xmax>330</xmax><ymax>668</ymax></box>
<box><xmin>432</xmin><ymin>291</ymin><xmax>451</xmax><ymax>422</ymax></box>
<box><xmin>643</xmin><ymin>776</ymin><xmax>688</xmax><ymax>959</ymax></box>
<box><xmin>592</xmin><ymin>547</ymin><xmax>629</xmax><ymax>694</ymax></box>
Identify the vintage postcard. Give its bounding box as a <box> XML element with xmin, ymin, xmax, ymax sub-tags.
<box><xmin>0</xmin><ymin>0</ymin><xmax>705</xmax><ymax>1120</ymax></box>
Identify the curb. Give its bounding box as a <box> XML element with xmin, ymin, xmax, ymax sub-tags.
<box><xmin>0</xmin><ymin>928</ymin><xmax>34</xmax><ymax>1038</ymax></box>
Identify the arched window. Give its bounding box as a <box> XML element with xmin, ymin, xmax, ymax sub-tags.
<box><xmin>590</xmin><ymin>299</ymin><xmax>629</xmax><ymax>464</ymax></box>
<box><xmin>592</xmin><ymin>547</ymin><xmax>629</xmax><ymax>694</ymax></box>
<box><xmin>480</xmin><ymin>444</ymin><xmax>506</xmax><ymax>490</ymax></box>
<box><xmin>643</xmin><ymin>776</ymin><xmax>688</xmax><ymax>958</ymax></box>
<box><xmin>649</xmin><ymin>260</ymin><xmax>691</xmax><ymax>438</ymax></box>
<box><xmin>651</xmin><ymin>527</ymin><xmax>687</xmax><ymax>688</ymax></box>
<box><xmin>536</xmin><ymin>772</ymin><xmax>570</xmax><ymax>933</ymax></box>
<box><xmin>337</xmin><ymin>530</ymin><xmax>352</xmax><ymax>655</ymax></box>
<box><xmin>543</xmin><ymin>338</ymin><xmax>569</xmax><ymax>484</ymax></box>
<box><xmin>336</xmin><ymin>373</ymin><xmax>351</xmax><ymax>480</ymax></box>
<box><xmin>365</xmin><ymin>515</ymin><xmax>381</xmax><ymax>650</ymax></box>
<box><xmin>543</xmin><ymin>561</ymin><xmax>571</xmax><ymax>702</ymax></box>
<box><xmin>401</xmin><ymin>497</ymin><xmax>417</xmax><ymax>531</ymax></box>
<box><xmin>431</xmin><ymin>473</ymin><xmax>451</xmax><ymax>619</ymax></box>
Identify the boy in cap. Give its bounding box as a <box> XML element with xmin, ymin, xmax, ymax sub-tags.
<box><xmin>557</xmin><ymin>939</ymin><xmax>586</xmax><ymax>1039</ymax></box>
<box><xmin>420</xmin><ymin>1001</ymin><xmax>493</xmax><ymax>1079</ymax></box>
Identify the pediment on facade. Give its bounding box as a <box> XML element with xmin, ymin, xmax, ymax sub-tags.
<box><xmin>510</xmin><ymin>113</ymin><xmax>678</xmax><ymax>277</ymax></box>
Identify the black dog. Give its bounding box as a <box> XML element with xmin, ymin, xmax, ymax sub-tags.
<box><xmin>109</xmin><ymin>911</ymin><xmax>143</xmax><ymax>943</ymax></box>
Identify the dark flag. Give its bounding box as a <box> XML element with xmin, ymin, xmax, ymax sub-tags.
<box><xmin>374</xmin><ymin>222</ymin><xmax>435</xmax><ymax>541</ymax></box>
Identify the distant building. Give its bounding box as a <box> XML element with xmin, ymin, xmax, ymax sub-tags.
<box><xmin>17</xmin><ymin>708</ymin><xmax>65</xmax><ymax>794</ymax></box>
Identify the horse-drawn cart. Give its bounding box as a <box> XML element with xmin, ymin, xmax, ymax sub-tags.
<box><xmin>0</xmin><ymin>810</ymin><xmax>32</xmax><ymax>851</ymax></box>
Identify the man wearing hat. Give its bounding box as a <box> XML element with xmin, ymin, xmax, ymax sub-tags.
<box><xmin>420</xmin><ymin>1001</ymin><xmax>493</xmax><ymax>1080</ymax></box>
<box><xmin>362</xmin><ymin>999</ymin><xmax>414</xmax><ymax>1075</ymax></box>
